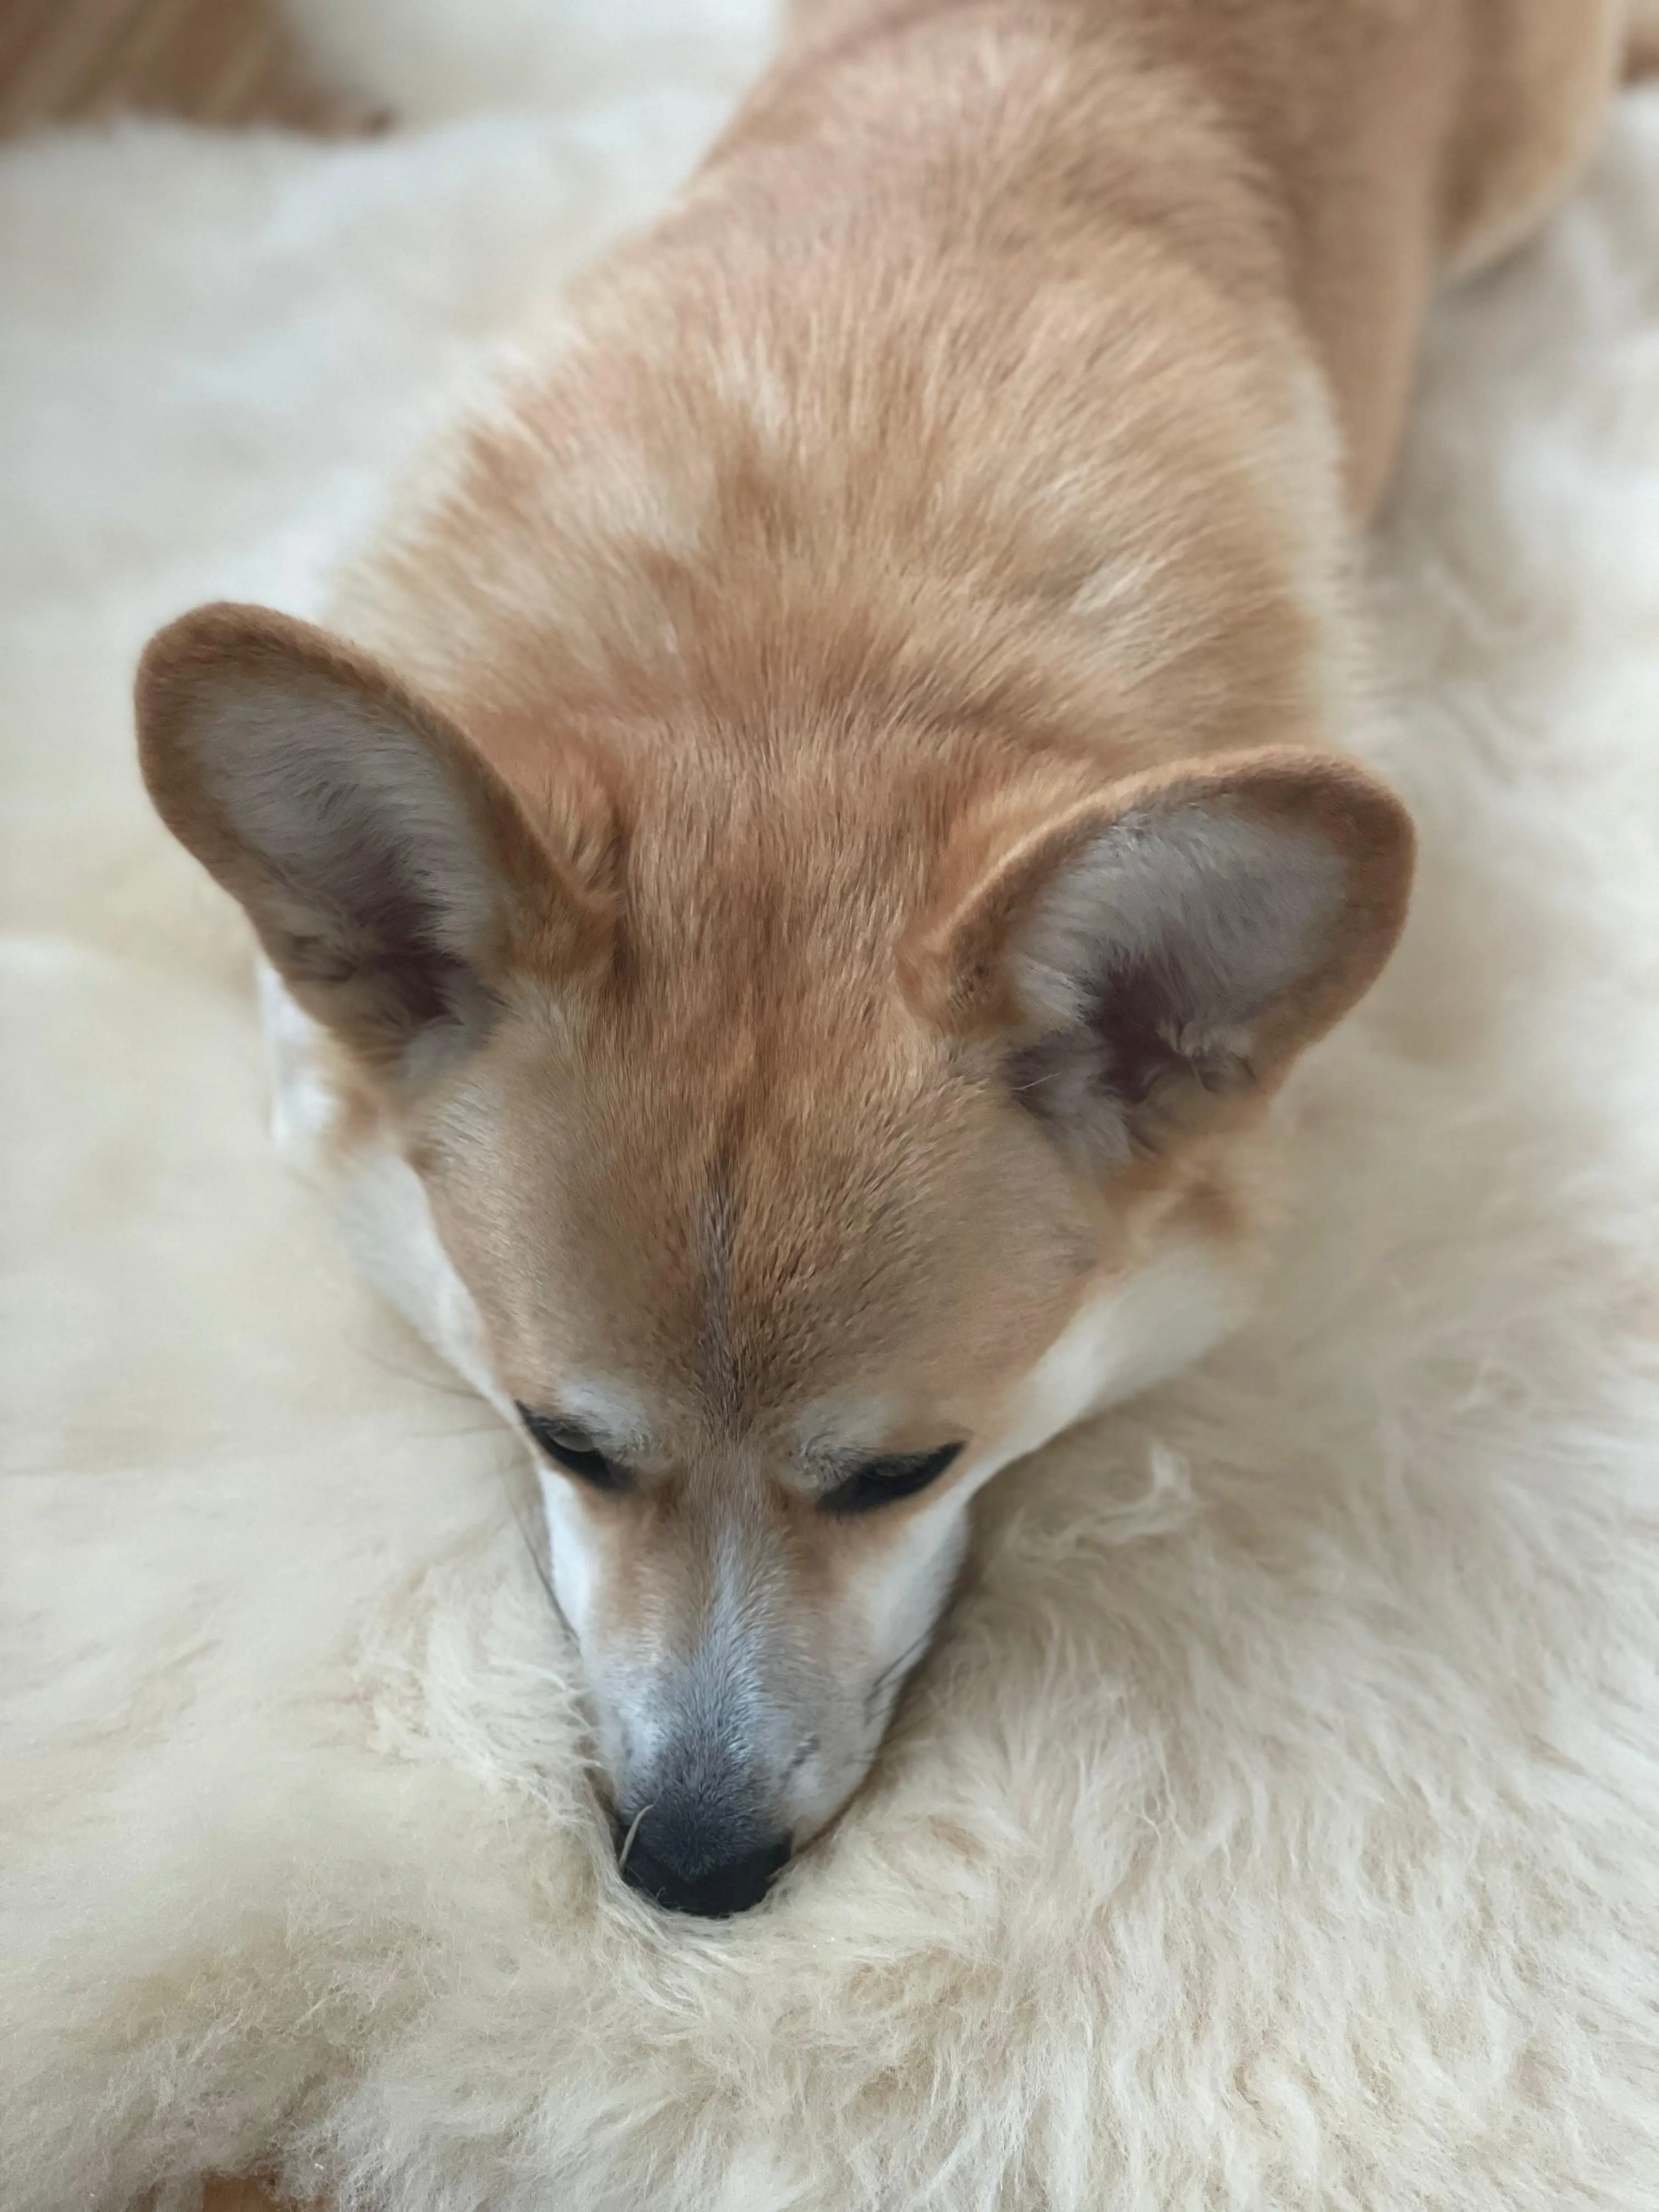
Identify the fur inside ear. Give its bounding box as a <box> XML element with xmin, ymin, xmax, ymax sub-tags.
<box><xmin>136</xmin><ymin>603</ymin><xmax>613</xmax><ymax>1071</ymax></box>
<box><xmin>913</xmin><ymin>751</ymin><xmax>1414</xmax><ymax>1165</ymax></box>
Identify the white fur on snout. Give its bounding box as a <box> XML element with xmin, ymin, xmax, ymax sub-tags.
<box><xmin>536</xmin><ymin>1472</ymin><xmax>603</xmax><ymax>1650</ymax></box>
<box><xmin>777</xmin><ymin>1500</ymin><xmax>971</xmax><ymax>1841</ymax></box>
<box><xmin>794</xmin><ymin>1237</ymin><xmax>1250</xmax><ymax>1830</ymax></box>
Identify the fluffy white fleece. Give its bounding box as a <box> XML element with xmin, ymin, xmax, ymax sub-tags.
<box><xmin>3</xmin><ymin>9</ymin><xmax>1659</xmax><ymax>2208</ymax></box>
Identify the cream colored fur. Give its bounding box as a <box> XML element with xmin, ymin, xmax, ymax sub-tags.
<box><xmin>4</xmin><ymin>7</ymin><xmax>1659</xmax><ymax>2208</ymax></box>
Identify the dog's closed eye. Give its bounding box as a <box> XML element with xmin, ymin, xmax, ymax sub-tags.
<box><xmin>820</xmin><ymin>1443</ymin><xmax>963</xmax><ymax>1516</ymax></box>
<box><xmin>517</xmin><ymin>1404</ymin><xmax>629</xmax><ymax>1492</ymax></box>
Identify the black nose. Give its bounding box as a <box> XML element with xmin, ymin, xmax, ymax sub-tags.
<box><xmin>617</xmin><ymin>1803</ymin><xmax>791</xmax><ymax>1917</ymax></box>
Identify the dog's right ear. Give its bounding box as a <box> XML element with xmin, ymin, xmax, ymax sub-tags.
<box><xmin>136</xmin><ymin>602</ymin><xmax>619</xmax><ymax>1071</ymax></box>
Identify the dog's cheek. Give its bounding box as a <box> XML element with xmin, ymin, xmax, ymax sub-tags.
<box><xmin>539</xmin><ymin>1470</ymin><xmax>605</xmax><ymax>1652</ymax></box>
<box><xmin>856</xmin><ymin>1497</ymin><xmax>974</xmax><ymax>1710</ymax></box>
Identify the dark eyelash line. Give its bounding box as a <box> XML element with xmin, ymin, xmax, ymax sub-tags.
<box><xmin>516</xmin><ymin>1407</ymin><xmax>962</xmax><ymax>1515</ymax></box>
<box><xmin>516</xmin><ymin>1404</ymin><xmax>629</xmax><ymax>1492</ymax></box>
<box><xmin>819</xmin><ymin>1442</ymin><xmax>964</xmax><ymax>1517</ymax></box>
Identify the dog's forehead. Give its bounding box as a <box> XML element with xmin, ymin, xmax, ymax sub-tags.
<box><xmin>432</xmin><ymin>888</ymin><xmax>1093</xmax><ymax>1432</ymax></box>
<box><xmin>568</xmin><ymin>1043</ymin><xmax>967</xmax><ymax>1414</ymax></box>
<box><xmin>453</xmin><ymin>974</ymin><xmax>1051</xmax><ymax>1420</ymax></box>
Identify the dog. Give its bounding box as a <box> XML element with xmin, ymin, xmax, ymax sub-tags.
<box><xmin>135</xmin><ymin>0</ymin><xmax>1647</xmax><ymax>1917</ymax></box>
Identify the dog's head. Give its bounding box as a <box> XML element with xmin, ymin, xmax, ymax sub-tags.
<box><xmin>137</xmin><ymin>603</ymin><xmax>1412</xmax><ymax>1914</ymax></box>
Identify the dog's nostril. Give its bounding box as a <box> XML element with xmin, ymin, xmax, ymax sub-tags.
<box><xmin>615</xmin><ymin>1805</ymin><xmax>791</xmax><ymax>1918</ymax></box>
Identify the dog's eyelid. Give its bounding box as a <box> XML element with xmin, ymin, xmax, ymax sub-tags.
<box><xmin>818</xmin><ymin>1441</ymin><xmax>964</xmax><ymax>1515</ymax></box>
<box><xmin>515</xmin><ymin>1402</ymin><xmax>633</xmax><ymax>1491</ymax></box>
<box><xmin>522</xmin><ymin>1407</ymin><xmax>598</xmax><ymax>1449</ymax></box>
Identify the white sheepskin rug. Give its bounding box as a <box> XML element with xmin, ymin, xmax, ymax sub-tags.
<box><xmin>4</xmin><ymin>9</ymin><xmax>1659</xmax><ymax>2208</ymax></box>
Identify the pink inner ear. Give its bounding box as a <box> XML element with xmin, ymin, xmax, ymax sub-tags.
<box><xmin>197</xmin><ymin>674</ymin><xmax>501</xmax><ymax>956</ymax></box>
<box><xmin>1011</xmin><ymin>802</ymin><xmax>1347</xmax><ymax>1036</ymax></box>
<box><xmin>137</xmin><ymin>602</ymin><xmax>628</xmax><ymax>1063</ymax></box>
<box><xmin>905</xmin><ymin>752</ymin><xmax>1414</xmax><ymax>1160</ymax></box>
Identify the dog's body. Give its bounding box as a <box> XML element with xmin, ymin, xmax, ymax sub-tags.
<box><xmin>139</xmin><ymin>0</ymin><xmax>1640</xmax><ymax>1915</ymax></box>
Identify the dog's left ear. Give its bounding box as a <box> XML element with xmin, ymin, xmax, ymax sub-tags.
<box><xmin>904</xmin><ymin>749</ymin><xmax>1414</xmax><ymax>1164</ymax></box>
<box><xmin>136</xmin><ymin>602</ymin><xmax>619</xmax><ymax>1072</ymax></box>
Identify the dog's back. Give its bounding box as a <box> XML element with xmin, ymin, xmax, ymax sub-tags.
<box><xmin>775</xmin><ymin>0</ymin><xmax>1627</xmax><ymax>509</ymax></box>
<box><xmin>336</xmin><ymin>0</ymin><xmax>1627</xmax><ymax>806</ymax></box>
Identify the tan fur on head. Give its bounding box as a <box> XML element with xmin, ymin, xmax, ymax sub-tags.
<box><xmin>133</xmin><ymin>0</ymin><xmax>1623</xmax><ymax>1898</ymax></box>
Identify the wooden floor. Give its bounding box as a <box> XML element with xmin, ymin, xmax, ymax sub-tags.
<box><xmin>0</xmin><ymin>0</ymin><xmax>379</xmax><ymax>135</ymax></box>
<box><xmin>201</xmin><ymin>2183</ymin><xmax>303</xmax><ymax>2212</ymax></box>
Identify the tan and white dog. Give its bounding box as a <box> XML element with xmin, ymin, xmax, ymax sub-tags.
<box><xmin>136</xmin><ymin>0</ymin><xmax>1646</xmax><ymax>1916</ymax></box>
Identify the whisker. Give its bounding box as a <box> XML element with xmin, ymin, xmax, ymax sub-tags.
<box><xmin>354</xmin><ymin>1344</ymin><xmax>481</xmax><ymax>1402</ymax></box>
<box><xmin>321</xmin><ymin>1333</ymin><xmax>566</xmax><ymax>1634</ymax></box>
<box><xmin>864</xmin><ymin>1626</ymin><xmax>935</xmax><ymax>1717</ymax></box>
<box><xmin>616</xmin><ymin>1801</ymin><xmax>654</xmax><ymax>1874</ymax></box>
<box><xmin>495</xmin><ymin>1464</ymin><xmax>572</xmax><ymax>1633</ymax></box>
<box><xmin>408</xmin><ymin>1419</ymin><xmax>515</xmax><ymax>1442</ymax></box>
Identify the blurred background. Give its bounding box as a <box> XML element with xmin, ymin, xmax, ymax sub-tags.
<box><xmin>0</xmin><ymin>0</ymin><xmax>375</xmax><ymax>134</ymax></box>
<box><xmin>0</xmin><ymin>0</ymin><xmax>775</xmax><ymax>135</ymax></box>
